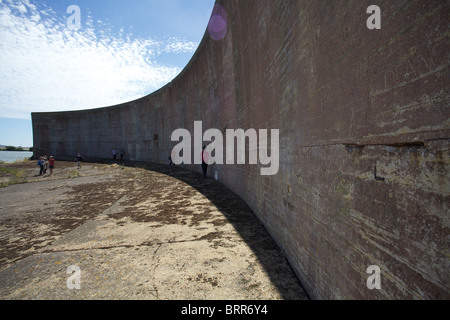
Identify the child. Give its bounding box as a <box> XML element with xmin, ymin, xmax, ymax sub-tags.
<box><xmin>48</xmin><ymin>156</ymin><xmax>55</xmax><ymax>176</ymax></box>
<box><xmin>43</xmin><ymin>155</ymin><xmax>48</xmax><ymax>175</ymax></box>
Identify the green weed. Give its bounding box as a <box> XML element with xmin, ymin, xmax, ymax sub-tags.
<box><xmin>0</xmin><ymin>167</ymin><xmax>28</xmax><ymax>187</ymax></box>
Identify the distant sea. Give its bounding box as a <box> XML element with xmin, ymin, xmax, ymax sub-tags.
<box><xmin>0</xmin><ymin>151</ymin><xmax>33</xmax><ymax>163</ymax></box>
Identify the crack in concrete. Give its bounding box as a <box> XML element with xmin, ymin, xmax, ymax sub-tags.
<box><xmin>39</xmin><ymin>236</ymin><xmax>236</xmax><ymax>254</ymax></box>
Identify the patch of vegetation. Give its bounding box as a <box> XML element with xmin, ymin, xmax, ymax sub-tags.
<box><xmin>67</xmin><ymin>170</ymin><xmax>81</xmax><ymax>179</ymax></box>
<box><xmin>0</xmin><ymin>167</ymin><xmax>28</xmax><ymax>188</ymax></box>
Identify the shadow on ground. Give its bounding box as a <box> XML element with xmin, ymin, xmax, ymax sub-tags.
<box><xmin>113</xmin><ymin>159</ymin><xmax>309</xmax><ymax>300</ymax></box>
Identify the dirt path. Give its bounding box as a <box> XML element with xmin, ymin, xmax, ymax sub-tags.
<box><xmin>0</xmin><ymin>160</ymin><xmax>307</xmax><ymax>300</ymax></box>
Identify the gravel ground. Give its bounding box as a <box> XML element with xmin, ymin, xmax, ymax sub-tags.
<box><xmin>0</xmin><ymin>160</ymin><xmax>308</xmax><ymax>300</ymax></box>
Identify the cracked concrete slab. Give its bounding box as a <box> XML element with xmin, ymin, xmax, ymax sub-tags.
<box><xmin>0</xmin><ymin>160</ymin><xmax>308</xmax><ymax>300</ymax></box>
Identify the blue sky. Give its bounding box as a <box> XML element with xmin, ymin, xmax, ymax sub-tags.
<box><xmin>0</xmin><ymin>0</ymin><xmax>215</xmax><ymax>147</ymax></box>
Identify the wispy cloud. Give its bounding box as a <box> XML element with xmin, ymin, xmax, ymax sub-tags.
<box><xmin>164</xmin><ymin>38</ymin><xmax>198</xmax><ymax>53</ymax></box>
<box><xmin>0</xmin><ymin>0</ymin><xmax>199</xmax><ymax>119</ymax></box>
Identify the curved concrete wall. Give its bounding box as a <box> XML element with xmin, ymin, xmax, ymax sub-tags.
<box><xmin>32</xmin><ymin>0</ymin><xmax>449</xmax><ymax>299</ymax></box>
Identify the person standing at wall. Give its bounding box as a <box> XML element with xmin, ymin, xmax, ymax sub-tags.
<box><xmin>112</xmin><ymin>148</ymin><xmax>117</xmax><ymax>160</ymax></box>
<box><xmin>43</xmin><ymin>155</ymin><xmax>48</xmax><ymax>175</ymax></box>
<box><xmin>48</xmin><ymin>156</ymin><xmax>55</xmax><ymax>176</ymax></box>
<box><xmin>201</xmin><ymin>146</ymin><xmax>208</xmax><ymax>179</ymax></box>
<box><xmin>37</xmin><ymin>156</ymin><xmax>44</xmax><ymax>176</ymax></box>
<box><xmin>120</xmin><ymin>148</ymin><xmax>124</xmax><ymax>161</ymax></box>
<box><xmin>75</xmin><ymin>153</ymin><xmax>83</xmax><ymax>169</ymax></box>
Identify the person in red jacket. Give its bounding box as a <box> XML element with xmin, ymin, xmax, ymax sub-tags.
<box><xmin>48</xmin><ymin>156</ymin><xmax>55</xmax><ymax>176</ymax></box>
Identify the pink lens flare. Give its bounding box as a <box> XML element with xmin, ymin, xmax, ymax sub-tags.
<box><xmin>208</xmin><ymin>4</ymin><xmax>227</xmax><ymax>41</ymax></box>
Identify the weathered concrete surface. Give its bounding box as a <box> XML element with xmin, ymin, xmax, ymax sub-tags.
<box><xmin>0</xmin><ymin>161</ymin><xmax>307</xmax><ymax>299</ymax></box>
<box><xmin>32</xmin><ymin>0</ymin><xmax>449</xmax><ymax>299</ymax></box>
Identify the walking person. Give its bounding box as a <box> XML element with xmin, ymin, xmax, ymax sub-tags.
<box><xmin>37</xmin><ymin>156</ymin><xmax>45</xmax><ymax>176</ymax></box>
<box><xmin>43</xmin><ymin>155</ymin><xmax>48</xmax><ymax>175</ymax></box>
<box><xmin>48</xmin><ymin>156</ymin><xmax>55</xmax><ymax>176</ymax></box>
<box><xmin>120</xmin><ymin>148</ymin><xmax>124</xmax><ymax>161</ymax></box>
<box><xmin>75</xmin><ymin>153</ymin><xmax>83</xmax><ymax>169</ymax></box>
<box><xmin>201</xmin><ymin>146</ymin><xmax>208</xmax><ymax>179</ymax></box>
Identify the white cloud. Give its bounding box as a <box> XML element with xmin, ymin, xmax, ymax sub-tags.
<box><xmin>0</xmin><ymin>0</ymin><xmax>199</xmax><ymax>119</ymax></box>
<box><xmin>164</xmin><ymin>37</ymin><xmax>198</xmax><ymax>53</ymax></box>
